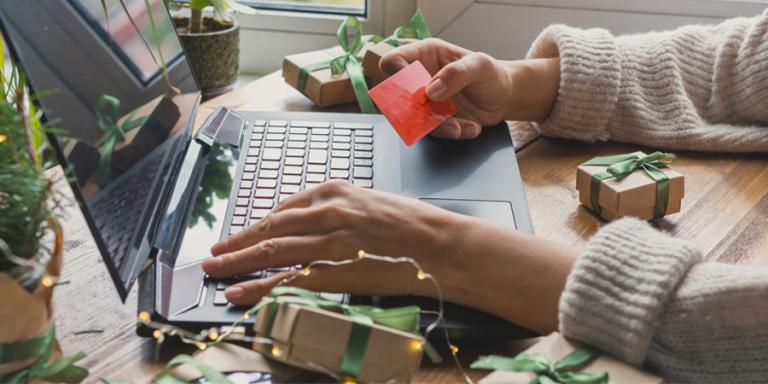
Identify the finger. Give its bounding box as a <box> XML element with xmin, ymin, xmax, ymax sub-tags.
<box><xmin>380</xmin><ymin>38</ymin><xmax>466</xmax><ymax>75</ymax></box>
<box><xmin>225</xmin><ymin>271</ymin><xmax>295</xmax><ymax>305</ymax></box>
<box><xmin>427</xmin><ymin>52</ymin><xmax>495</xmax><ymax>101</ymax></box>
<box><xmin>211</xmin><ymin>205</ymin><xmax>337</xmax><ymax>255</ymax></box>
<box><xmin>286</xmin><ymin>258</ymin><xmax>422</xmax><ymax>296</ymax></box>
<box><xmin>271</xmin><ymin>179</ymin><xmax>351</xmax><ymax>214</ymax></box>
<box><xmin>429</xmin><ymin>118</ymin><xmax>462</xmax><ymax>139</ymax></box>
<box><xmin>456</xmin><ymin>117</ymin><xmax>482</xmax><ymax>139</ymax></box>
<box><xmin>204</xmin><ymin>234</ymin><xmax>347</xmax><ymax>278</ymax></box>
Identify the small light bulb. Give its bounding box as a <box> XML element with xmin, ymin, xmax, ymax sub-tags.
<box><xmin>243</xmin><ymin>312</ymin><xmax>250</xmax><ymax>320</ymax></box>
<box><xmin>357</xmin><ymin>250</ymin><xmax>366</xmax><ymax>259</ymax></box>
<box><xmin>152</xmin><ymin>330</ymin><xmax>162</xmax><ymax>339</ymax></box>
<box><xmin>411</xmin><ymin>340</ymin><xmax>424</xmax><ymax>351</ymax></box>
<box><xmin>41</xmin><ymin>275</ymin><xmax>55</xmax><ymax>288</ymax></box>
<box><xmin>208</xmin><ymin>330</ymin><xmax>220</xmax><ymax>341</ymax></box>
<box><xmin>0</xmin><ymin>134</ymin><xmax>6</xmax><ymax>143</ymax></box>
<box><xmin>300</xmin><ymin>268</ymin><xmax>311</xmax><ymax>276</ymax></box>
<box><xmin>197</xmin><ymin>342</ymin><xmax>208</xmax><ymax>350</ymax></box>
<box><xmin>139</xmin><ymin>311</ymin><xmax>151</xmax><ymax>322</ymax></box>
<box><xmin>449</xmin><ymin>344</ymin><xmax>459</xmax><ymax>354</ymax></box>
<box><xmin>271</xmin><ymin>346</ymin><xmax>283</xmax><ymax>357</ymax></box>
<box><xmin>416</xmin><ymin>270</ymin><xmax>426</xmax><ymax>280</ymax></box>
<box><xmin>342</xmin><ymin>377</ymin><xmax>357</xmax><ymax>384</ymax></box>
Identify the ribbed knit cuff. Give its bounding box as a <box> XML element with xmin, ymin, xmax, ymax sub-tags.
<box><xmin>558</xmin><ymin>218</ymin><xmax>702</xmax><ymax>366</ymax></box>
<box><xmin>526</xmin><ymin>25</ymin><xmax>621</xmax><ymax>142</ymax></box>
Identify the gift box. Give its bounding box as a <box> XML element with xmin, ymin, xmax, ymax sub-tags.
<box><xmin>362</xmin><ymin>39</ymin><xmax>418</xmax><ymax>86</ymax></box>
<box><xmin>475</xmin><ymin>333</ymin><xmax>663</xmax><ymax>384</ymax></box>
<box><xmin>253</xmin><ymin>300</ymin><xmax>424</xmax><ymax>383</ymax></box>
<box><xmin>576</xmin><ymin>151</ymin><xmax>684</xmax><ymax>221</ymax></box>
<box><xmin>283</xmin><ymin>45</ymin><xmax>357</xmax><ymax>108</ymax></box>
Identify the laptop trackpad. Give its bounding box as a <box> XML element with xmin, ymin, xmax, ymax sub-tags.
<box><xmin>420</xmin><ymin>198</ymin><xmax>516</xmax><ymax>230</ymax></box>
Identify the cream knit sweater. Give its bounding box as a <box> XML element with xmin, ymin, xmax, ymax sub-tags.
<box><xmin>526</xmin><ymin>11</ymin><xmax>768</xmax><ymax>383</ymax></box>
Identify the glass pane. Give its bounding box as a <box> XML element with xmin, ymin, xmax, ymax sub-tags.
<box><xmin>244</xmin><ymin>0</ymin><xmax>366</xmax><ymax>16</ymax></box>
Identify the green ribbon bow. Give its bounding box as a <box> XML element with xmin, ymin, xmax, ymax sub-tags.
<box><xmin>296</xmin><ymin>17</ymin><xmax>380</xmax><ymax>114</ymax></box>
<box><xmin>384</xmin><ymin>9</ymin><xmax>432</xmax><ymax>47</ymax></box>
<box><xmin>471</xmin><ymin>347</ymin><xmax>608</xmax><ymax>384</ymax></box>
<box><xmin>94</xmin><ymin>94</ymin><xmax>148</xmax><ymax>187</ymax></box>
<box><xmin>582</xmin><ymin>151</ymin><xmax>677</xmax><ymax>219</ymax></box>
<box><xmin>0</xmin><ymin>326</ymin><xmax>89</xmax><ymax>383</ymax></box>
<box><xmin>250</xmin><ymin>286</ymin><xmax>440</xmax><ymax>379</ymax></box>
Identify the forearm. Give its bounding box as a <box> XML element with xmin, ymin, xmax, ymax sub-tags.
<box><xmin>420</xmin><ymin>214</ymin><xmax>578</xmax><ymax>334</ymax></box>
<box><xmin>502</xmin><ymin>58</ymin><xmax>560</xmax><ymax>123</ymax></box>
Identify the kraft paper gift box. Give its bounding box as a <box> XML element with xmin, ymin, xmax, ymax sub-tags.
<box><xmin>576</xmin><ymin>151</ymin><xmax>684</xmax><ymax>221</ymax></box>
<box><xmin>253</xmin><ymin>302</ymin><xmax>424</xmax><ymax>383</ymax></box>
<box><xmin>361</xmin><ymin>39</ymin><xmax>418</xmax><ymax>86</ymax></box>
<box><xmin>477</xmin><ymin>333</ymin><xmax>664</xmax><ymax>384</ymax></box>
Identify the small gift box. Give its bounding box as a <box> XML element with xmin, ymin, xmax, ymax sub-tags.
<box><xmin>576</xmin><ymin>151</ymin><xmax>684</xmax><ymax>221</ymax></box>
<box><xmin>282</xmin><ymin>17</ymin><xmax>377</xmax><ymax>113</ymax></box>
<box><xmin>362</xmin><ymin>10</ymin><xmax>431</xmax><ymax>86</ymax></box>
<box><xmin>252</xmin><ymin>287</ymin><xmax>425</xmax><ymax>383</ymax></box>
<box><xmin>473</xmin><ymin>333</ymin><xmax>663</xmax><ymax>384</ymax></box>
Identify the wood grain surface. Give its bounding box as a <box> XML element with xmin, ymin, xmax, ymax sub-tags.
<box><xmin>53</xmin><ymin>73</ymin><xmax>768</xmax><ymax>383</ymax></box>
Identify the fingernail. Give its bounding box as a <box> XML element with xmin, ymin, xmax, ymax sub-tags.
<box><xmin>426</xmin><ymin>79</ymin><xmax>448</xmax><ymax>100</ymax></box>
<box><xmin>202</xmin><ymin>257</ymin><xmax>222</xmax><ymax>274</ymax></box>
<box><xmin>226</xmin><ymin>286</ymin><xmax>244</xmax><ymax>299</ymax></box>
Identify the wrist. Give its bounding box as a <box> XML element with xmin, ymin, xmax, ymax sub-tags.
<box><xmin>505</xmin><ymin>58</ymin><xmax>561</xmax><ymax>122</ymax></box>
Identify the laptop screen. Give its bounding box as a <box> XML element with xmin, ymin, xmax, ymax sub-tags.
<box><xmin>0</xmin><ymin>0</ymin><xmax>200</xmax><ymax>298</ymax></box>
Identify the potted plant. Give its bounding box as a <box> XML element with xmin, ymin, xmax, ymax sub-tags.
<box><xmin>170</xmin><ymin>0</ymin><xmax>256</xmax><ymax>98</ymax></box>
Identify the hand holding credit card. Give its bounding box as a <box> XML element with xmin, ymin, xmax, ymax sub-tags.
<box><xmin>368</xmin><ymin>60</ymin><xmax>458</xmax><ymax>146</ymax></box>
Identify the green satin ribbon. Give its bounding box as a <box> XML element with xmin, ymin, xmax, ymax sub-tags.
<box><xmin>250</xmin><ymin>286</ymin><xmax>440</xmax><ymax>379</ymax></box>
<box><xmin>296</xmin><ymin>17</ymin><xmax>380</xmax><ymax>114</ymax></box>
<box><xmin>384</xmin><ymin>9</ymin><xmax>431</xmax><ymax>47</ymax></box>
<box><xmin>471</xmin><ymin>347</ymin><xmax>608</xmax><ymax>384</ymax></box>
<box><xmin>94</xmin><ymin>94</ymin><xmax>148</xmax><ymax>187</ymax></box>
<box><xmin>0</xmin><ymin>326</ymin><xmax>89</xmax><ymax>383</ymax></box>
<box><xmin>582</xmin><ymin>151</ymin><xmax>676</xmax><ymax>219</ymax></box>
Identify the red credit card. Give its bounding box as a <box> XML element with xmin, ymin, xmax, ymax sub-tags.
<box><xmin>368</xmin><ymin>61</ymin><xmax>458</xmax><ymax>146</ymax></box>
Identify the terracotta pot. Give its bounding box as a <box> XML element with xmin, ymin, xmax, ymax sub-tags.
<box><xmin>174</xmin><ymin>17</ymin><xmax>240</xmax><ymax>99</ymax></box>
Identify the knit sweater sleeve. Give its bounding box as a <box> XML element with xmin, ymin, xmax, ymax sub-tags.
<box><xmin>559</xmin><ymin>218</ymin><xmax>768</xmax><ymax>382</ymax></box>
<box><xmin>526</xmin><ymin>11</ymin><xmax>768</xmax><ymax>152</ymax></box>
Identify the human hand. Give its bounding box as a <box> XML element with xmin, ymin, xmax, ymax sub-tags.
<box><xmin>380</xmin><ymin>38</ymin><xmax>560</xmax><ymax>139</ymax></box>
<box><xmin>201</xmin><ymin>180</ymin><xmax>466</xmax><ymax>305</ymax></box>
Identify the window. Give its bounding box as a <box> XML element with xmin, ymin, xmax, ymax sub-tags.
<box><xmin>243</xmin><ymin>0</ymin><xmax>366</xmax><ymax>16</ymax></box>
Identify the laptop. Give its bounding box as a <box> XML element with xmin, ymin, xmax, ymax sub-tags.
<box><xmin>0</xmin><ymin>0</ymin><xmax>535</xmax><ymax>340</ymax></box>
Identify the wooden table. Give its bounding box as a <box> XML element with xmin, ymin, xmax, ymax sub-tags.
<box><xmin>54</xmin><ymin>72</ymin><xmax>768</xmax><ymax>383</ymax></box>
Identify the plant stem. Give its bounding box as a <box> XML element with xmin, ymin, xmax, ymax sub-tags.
<box><xmin>190</xmin><ymin>8</ymin><xmax>203</xmax><ymax>33</ymax></box>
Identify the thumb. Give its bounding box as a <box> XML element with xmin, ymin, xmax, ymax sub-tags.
<box><xmin>426</xmin><ymin>52</ymin><xmax>495</xmax><ymax>101</ymax></box>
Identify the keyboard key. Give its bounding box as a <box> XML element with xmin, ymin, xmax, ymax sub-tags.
<box><xmin>333</xmin><ymin>142</ymin><xmax>351</xmax><ymax>150</ymax></box>
<box><xmin>287</xmin><ymin>141</ymin><xmax>305</xmax><ymax>149</ymax></box>
<box><xmin>250</xmin><ymin>209</ymin><xmax>271</xmax><ymax>219</ymax></box>
<box><xmin>268</xmin><ymin>120</ymin><xmax>288</xmax><ymax>127</ymax></box>
<box><xmin>253</xmin><ymin>126</ymin><xmax>265</xmax><ymax>134</ymax></box>
<box><xmin>262</xmin><ymin>148</ymin><xmax>282</xmax><ymax>160</ymax></box>
<box><xmin>245</xmin><ymin>156</ymin><xmax>259</xmax><ymax>164</ymax></box>
<box><xmin>312</xmin><ymin>128</ymin><xmax>330</xmax><ymax>135</ymax></box>
<box><xmin>311</xmin><ymin>135</ymin><xmax>329</xmax><ymax>142</ymax></box>
<box><xmin>288</xmin><ymin>134</ymin><xmax>307</xmax><ymax>142</ymax></box>
<box><xmin>248</xmin><ymin>148</ymin><xmax>260</xmax><ymax>157</ymax></box>
<box><xmin>307</xmin><ymin>164</ymin><xmax>326</xmax><ymax>173</ymax></box>
<box><xmin>235</xmin><ymin>198</ymin><xmax>249</xmax><ymax>207</ymax></box>
<box><xmin>267</xmin><ymin>127</ymin><xmax>287</xmax><ymax>134</ymax></box>
<box><xmin>356</xmin><ymin>130</ymin><xmax>374</xmax><ymax>137</ymax></box>
<box><xmin>253</xmin><ymin>119</ymin><xmax>267</xmax><ymax>127</ymax></box>
<box><xmin>282</xmin><ymin>175</ymin><xmax>302</xmax><ymax>185</ymax></box>
<box><xmin>334</xmin><ymin>128</ymin><xmax>352</xmax><ymax>136</ymax></box>
<box><xmin>291</xmin><ymin>121</ymin><xmax>330</xmax><ymax>128</ymax></box>
<box><xmin>265</xmin><ymin>140</ymin><xmax>284</xmax><ymax>148</ymax></box>
<box><xmin>257</xmin><ymin>179</ymin><xmax>277</xmax><ymax>188</ymax></box>
<box><xmin>310</xmin><ymin>142</ymin><xmax>328</xmax><ymax>150</ymax></box>
<box><xmin>354</xmin><ymin>167</ymin><xmax>373</xmax><ymax>179</ymax></box>
<box><xmin>229</xmin><ymin>226</ymin><xmax>244</xmax><ymax>235</ymax></box>
<box><xmin>240</xmin><ymin>180</ymin><xmax>254</xmax><ymax>189</ymax></box>
<box><xmin>232</xmin><ymin>216</ymin><xmax>246</xmax><ymax>226</ymax></box>
<box><xmin>212</xmin><ymin>290</ymin><xmax>228</xmax><ymax>305</ymax></box>
<box><xmin>286</xmin><ymin>149</ymin><xmax>305</xmax><ymax>157</ymax></box>
<box><xmin>332</xmin><ymin>150</ymin><xmax>351</xmax><ymax>158</ymax></box>
<box><xmin>308</xmin><ymin>150</ymin><xmax>328</xmax><ymax>164</ymax></box>
<box><xmin>244</xmin><ymin>164</ymin><xmax>257</xmax><ymax>172</ymax></box>
<box><xmin>355</xmin><ymin>151</ymin><xmax>373</xmax><ymax>159</ymax></box>
<box><xmin>259</xmin><ymin>170</ymin><xmax>278</xmax><ymax>179</ymax></box>
<box><xmin>355</xmin><ymin>136</ymin><xmax>373</xmax><ymax>144</ymax></box>
<box><xmin>283</xmin><ymin>166</ymin><xmax>303</xmax><ymax>175</ymax></box>
<box><xmin>354</xmin><ymin>144</ymin><xmax>373</xmax><ymax>151</ymax></box>
<box><xmin>306</xmin><ymin>173</ymin><xmax>325</xmax><ymax>183</ymax></box>
<box><xmin>285</xmin><ymin>157</ymin><xmax>304</xmax><ymax>166</ymax></box>
<box><xmin>333</xmin><ymin>136</ymin><xmax>351</xmax><ymax>143</ymax></box>
<box><xmin>233</xmin><ymin>207</ymin><xmax>248</xmax><ymax>216</ymax></box>
<box><xmin>249</xmin><ymin>140</ymin><xmax>262</xmax><ymax>148</ymax></box>
<box><xmin>305</xmin><ymin>182</ymin><xmax>322</xmax><ymax>189</ymax></box>
<box><xmin>334</xmin><ymin>122</ymin><xmax>373</xmax><ymax>130</ymax></box>
<box><xmin>354</xmin><ymin>159</ymin><xmax>373</xmax><ymax>167</ymax></box>
<box><xmin>255</xmin><ymin>189</ymin><xmax>276</xmax><ymax>198</ymax></box>
<box><xmin>237</xmin><ymin>189</ymin><xmax>251</xmax><ymax>198</ymax></box>
<box><xmin>354</xmin><ymin>179</ymin><xmax>373</xmax><ymax>188</ymax></box>
<box><xmin>281</xmin><ymin>184</ymin><xmax>300</xmax><ymax>194</ymax></box>
<box><xmin>261</xmin><ymin>161</ymin><xmax>280</xmax><ymax>170</ymax></box>
<box><xmin>330</xmin><ymin>170</ymin><xmax>349</xmax><ymax>179</ymax></box>
<box><xmin>267</xmin><ymin>133</ymin><xmax>285</xmax><ymax>141</ymax></box>
<box><xmin>289</xmin><ymin>127</ymin><xmax>308</xmax><ymax>134</ymax></box>
<box><xmin>331</xmin><ymin>158</ymin><xmax>350</xmax><ymax>170</ymax></box>
<box><xmin>241</xmin><ymin>172</ymin><xmax>256</xmax><ymax>180</ymax></box>
<box><xmin>279</xmin><ymin>194</ymin><xmax>292</xmax><ymax>203</ymax></box>
<box><xmin>252</xmin><ymin>199</ymin><xmax>274</xmax><ymax>209</ymax></box>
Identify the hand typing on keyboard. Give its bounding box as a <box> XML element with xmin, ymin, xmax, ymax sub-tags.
<box><xmin>201</xmin><ymin>180</ymin><xmax>466</xmax><ymax>306</ymax></box>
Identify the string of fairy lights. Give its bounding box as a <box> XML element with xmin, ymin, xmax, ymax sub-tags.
<box><xmin>137</xmin><ymin>250</ymin><xmax>474</xmax><ymax>384</ymax></box>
